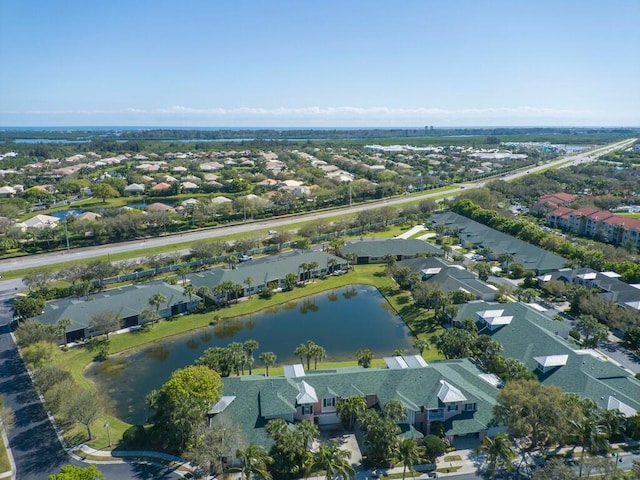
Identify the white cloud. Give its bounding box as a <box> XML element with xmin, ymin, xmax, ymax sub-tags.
<box><xmin>3</xmin><ymin>105</ymin><xmax>634</xmax><ymax>127</ymax></box>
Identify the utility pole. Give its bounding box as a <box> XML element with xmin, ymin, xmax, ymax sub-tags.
<box><xmin>349</xmin><ymin>182</ymin><xmax>352</xmax><ymax>207</ymax></box>
<box><xmin>64</xmin><ymin>214</ymin><xmax>70</xmax><ymax>252</ymax></box>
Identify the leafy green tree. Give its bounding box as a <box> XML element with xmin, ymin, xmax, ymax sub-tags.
<box><xmin>0</xmin><ymin>395</ymin><xmax>15</xmax><ymax>433</ymax></box>
<box><xmin>284</xmin><ymin>272</ymin><xmax>297</xmax><ymax>291</ymax></box>
<box><xmin>266</xmin><ymin>419</ymin><xmax>317</xmax><ymax>478</ymax></box>
<box><xmin>336</xmin><ymin>396</ymin><xmax>366</xmax><ymax>430</ymax></box>
<box><xmin>359</xmin><ymin>409</ymin><xmax>400</xmax><ymax>468</ymax></box>
<box><xmin>259</xmin><ymin>351</ymin><xmax>277</xmax><ymax>376</ymax></box>
<box><xmin>92</xmin><ymin>183</ymin><xmax>119</xmax><ymax>203</ymax></box>
<box><xmin>15</xmin><ymin>320</ymin><xmax>59</xmax><ymax>346</ymax></box>
<box><xmin>147</xmin><ymin>365</ymin><xmax>223</xmax><ymax>451</ymax></box>
<box><xmin>184</xmin><ymin>420</ymin><xmax>242</xmax><ymax>477</ymax></box>
<box><xmin>576</xmin><ymin>314</ymin><xmax>608</xmax><ymax>348</ymax></box>
<box><xmin>60</xmin><ymin>386</ymin><xmax>105</xmax><ymax>441</ymax></box>
<box><xmin>355</xmin><ymin>348</ymin><xmax>373</xmax><ymax>368</ymax></box>
<box><xmin>310</xmin><ymin>439</ymin><xmax>355</xmax><ymax>480</ymax></box>
<box><xmin>493</xmin><ymin>379</ymin><xmax>576</xmax><ymax>451</ymax></box>
<box><xmin>479</xmin><ymin>433</ymin><xmax>516</xmax><ymax>476</ymax></box>
<box><xmin>236</xmin><ymin>444</ymin><xmax>273</xmax><ymax>480</ymax></box>
<box><xmin>89</xmin><ymin>310</ymin><xmax>120</xmax><ymax>339</ymax></box>
<box><xmin>12</xmin><ymin>296</ymin><xmax>45</xmax><ymax>321</ymax></box>
<box><xmin>422</xmin><ymin>434</ymin><xmax>446</xmax><ymax>463</ymax></box>
<box><xmin>21</xmin><ymin>340</ymin><xmax>59</xmax><ymax>370</ymax></box>
<box><xmin>48</xmin><ymin>464</ymin><xmax>105</xmax><ymax>480</ymax></box>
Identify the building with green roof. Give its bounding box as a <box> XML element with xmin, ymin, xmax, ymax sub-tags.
<box><xmin>342</xmin><ymin>238</ymin><xmax>442</xmax><ymax>264</ymax></box>
<box><xmin>208</xmin><ymin>358</ymin><xmax>500</xmax><ymax>451</ymax></box>
<box><xmin>429</xmin><ymin>211</ymin><xmax>567</xmax><ymax>274</ymax></box>
<box><xmin>33</xmin><ymin>281</ymin><xmax>201</xmax><ymax>344</ymax></box>
<box><xmin>187</xmin><ymin>251</ymin><xmax>347</xmax><ymax>300</ymax></box>
<box><xmin>452</xmin><ymin>301</ymin><xmax>640</xmax><ymax>417</ymax></box>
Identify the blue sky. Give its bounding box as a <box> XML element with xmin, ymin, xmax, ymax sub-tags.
<box><xmin>1</xmin><ymin>0</ymin><xmax>638</xmax><ymax>127</ymax></box>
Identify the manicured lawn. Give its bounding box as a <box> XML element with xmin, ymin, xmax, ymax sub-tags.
<box><xmin>53</xmin><ymin>264</ymin><xmax>444</xmax><ymax>449</ymax></box>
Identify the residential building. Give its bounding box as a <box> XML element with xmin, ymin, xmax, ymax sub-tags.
<box><xmin>398</xmin><ymin>257</ymin><xmax>498</xmax><ymax>301</ymax></box>
<box><xmin>539</xmin><ymin>268</ymin><xmax>640</xmax><ymax>312</ymax></box>
<box><xmin>429</xmin><ymin>211</ymin><xmax>567</xmax><ymax>274</ymax></box>
<box><xmin>187</xmin><ymin>251</ymin><xmax>348</xmax><ymax>300</ymax></box>
<box><xmin>32</xmin><ymin>282</ymin><xmax>201</xmax><ymax>344</ymax></box>
<box><xmin>452</xmin><ymin>301</ymin><xmax>640</xmax><ymax>416</ymax></box>
<box><xmin>546</xmin><ymin>207</ymin><xmax>640</xmax><ymax>247</ymax></box>
<box><xmin>342</xmin><ymin>239</ymin><xmax>442</xmax><ymax>264</ymax></box>
<box><xmin>209</xmin><ymin>358</ymin><xmax>500</xmax><ymax>451</ymax></box>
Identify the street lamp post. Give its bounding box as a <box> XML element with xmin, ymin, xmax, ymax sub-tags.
<box><xmin>104</xmin><ymin>422</ymin><xmax>111</xmax><ymax>447</ymax></box>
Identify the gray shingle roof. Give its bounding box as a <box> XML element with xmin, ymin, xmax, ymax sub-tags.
<box><xmin>342</xmin><ymin>238</ymin><xmax>442</xmax><ymax>258</ymax></box>
<box><xmin>453</xmin><ymin>301</ymin><xmax>640</xmax><ymax>414</ymax></box>
<box><xmin>398</xmin><ymin>257</ymin><xmax>498</xmax><ymax>298</ymax></box>
<box><xmin>429</xmin><ymin>211</ymin><xmax>567</xmax><ymax>274</ymax></box>
<box><xmin>34</xmin><ymin>281</ymin><xmax>198</xmax><ymax>333</ymax></box>
<box><xmin>187</xmin><ymin>251</ymin><xmax>347</xmax><ymax>290</ymax></box>
<box><xmin>211</xmin><ymin>359</ymin><xmax>498</xmax><ymax>448</ymax></box>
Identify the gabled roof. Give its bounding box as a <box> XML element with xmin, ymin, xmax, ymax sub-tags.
<box><xmin>343</xmin><ymin>238</ymin><xmax>442</xmax><ymax>257</ymax></box>
<box><xmin>384</xmin><ymin>356</ymin><xmax>409</xmax><ymax>369</ymax></box>
<box><xmin>34</xmin><ymin>281</ymin><xmax>199</xmax><ymax>333</ymax></box>
<box><xmin>534</xmin><ymin>355</ymin><xmax>569</xmax><ymax>368</ymax></box>
<box><xmin>284</xmin><ymin>364</ymin><xmax>305</xmax><ymax>378</ymax></box>
<box><xmin>213</xmin><ymin>358</ymin><xmax>498</xmax><ymax>449</ymax></box>
<box><xmin>187</xmin><ymin>251</ymin><xmax>347</xmax><ymax>291</ymax></box>
<box><xmin>296</xmin><ymin>381</ymin><xmax>318</xmax><ymax>404</ymax></box>
<box><xmin>607</xmin><ymin>396</ymin><xmax>637</xmax><ymax>418</ymax></box>
<box><xmin>453</xmin><ymin>301</ymin><xmax>640</xmax><ymax>414</ymax></box>
<box><xmin>209</xmin><ymin>395</ymin><xmax>236</xmax><ymax>414</ymax></box>
<box><xmin>438</xmin><ymin>380</ymin><xmax>467</xmax><ymax>403</ymax></box>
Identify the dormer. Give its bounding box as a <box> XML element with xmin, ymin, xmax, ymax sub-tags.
<box><xmin>437</xmin><ymin>380</ymin><xmax>467</xmax><ymax>404</ymax></box>
<box><xmin>534</xmin><ymin>354</ymin><xmax>568</xmax><ymax>373</ymax></box>
<box><xmin>477</xmin><ymin>309</ymin><xmax>512</xmax><ymax>330</ymax></box>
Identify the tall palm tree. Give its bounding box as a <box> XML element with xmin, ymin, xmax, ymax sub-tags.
<box><xmin>244</xmin><ymin>276</ymin><xmax>254</xmax><ymax>297</ymax></box>
<box><xmin>182</xmin><ymin>283</ymin><xmax>196</xmax><ymax>304</ymax></box>
<box><xmin>243</xmin><ymin>339</ymin><xmax>259</xmax><ymax>374</ymax></box>
<box><xmin>311</xmin><ymin>439</ymin><xmax>354</xmax><ymax>480</ymax></box>
<box><xmin>479</xmin><ymin>433</ymin><xmax>516</xmax><ymax>476</ymax></box>
<box><xmin>570</xmin><ymin>416</ymin><xmax>609</xmax><ymax>478</ymax></box>
<box><xmin>396</xmin><ymin>438</ymin><xmax>426</xmax><ymax>480</ymax></box>
<box><xmin>413</xmin><ymin>338</ymin><xmax>430</xmax><ymax>356</ymax></box>
<box><xmin>148</xmin><ymin>293</ymin><xmax>167</xmax><ymax>322</ymax></box>
<box><xmin>236</xmin><ymin>444</ymin><xmax>273</xmax><ymax>480</ymax></box>
<box><xmin>307</xmin><ymin>261</ymin><xmax>319</xmax><ymax>280</ymax></box>
<box><xmin>259</xmin><ymin>351</ymin><xmax>277</xmax><ymax>376</ymax></box>
<box><xmin>310</xmin><ymin>344</ymin><xmax>327</xmax><ymax>370</ymax></box>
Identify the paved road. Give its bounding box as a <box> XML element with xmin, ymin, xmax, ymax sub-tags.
<box><xmin>0</xmin><ymin>289</ymin><xmax>181</xmax><ymax>480</ymax></box>
<box><xmin>0</xmin><ymin>138</ymin><xmax>635</xmax><ymax>276</ymax></box>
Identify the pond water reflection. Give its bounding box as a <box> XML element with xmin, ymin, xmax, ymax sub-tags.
<box><xmin>86</xmin><ymin>285</ymin><xmax>414</xmax><ymax>424</ymax></box>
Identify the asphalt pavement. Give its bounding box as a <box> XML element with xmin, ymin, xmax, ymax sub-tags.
<box><xmin>0</xmin><ymin>288</ymin><xmax>181</xmax><ymax>480</ymax></box>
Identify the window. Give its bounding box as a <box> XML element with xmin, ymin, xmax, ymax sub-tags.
<box><xmin>322</xmin><ymin>397</ymin><xmax>336</xmax><ymax>408</ymax></box>
<box><xmin>464</xmin><ymin>403</ymin><xmax>477</xmax><ymax>412</ymax></box>
<box><xmin>302</xmin><ymin>405</ymin><xmax>313</xmax><ymax>415</ymax></box>
<box><xmin>447</xmin><ymin>404</ymin><xmax>458</xmax><ymax>412</ymax></box>
<box><xmin>428</xmin><ymin>409</ymin><xmax>444</xmax><ymax>420</ymax></box>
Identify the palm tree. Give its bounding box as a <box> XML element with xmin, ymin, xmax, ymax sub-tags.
<box><xmin>148</xmin><ymin>293</ymin><xmax>167</xmax><ymax>322</ymax></box>
<box><xmin>299</xmin><ymin>262</ymin><xmax>309</xmax><ymax>281</ymax></box>
<box><xmin>182</xmin><ymin>283</ymin><xmax>196</xmax><ymax>304</ymax></box>
<box><xmin>344</xmin><ymin>252</ymin><xmax>357</xmax><ymax>270</ymax></box>
<box><xmin>307</xmin><ymin>261</ymin><xmax>319</xmax><ymax>280</ymax></box>
<box><xmin>284</xmin><ymin>272</ymin><xmax>297</xmax><ymax>291</ymax></box>
<box><xmin>479</xmin><ymin>433</ymin><xmax>516</xmax><ymax>476</ymax></box>
<box><xmin>259</xmin><ymin>351</ymin><xmax>277</xmax><ymax>376</ymax></box>
<box><xmin>570</xmin><ymin>416</ymin><xmax>609</xmax><ymax>478</ymax></box>
<box><xmin>413</xmin><ymin>338</ymin><xmax>430</xmax><ymax>356</ymax></box>
<box><xmin>329</xmin><ymin>237</ymin><xmax>345</xmax><ymax>256</ymax></box>
<box><xmin>327</xmin><ymin>258</ymin><xmax>339</xmax><ymax>274</ymax></box>
<box><xmin>243</xmin><ymin>339</ymin><xmax>259</xmax><ymax>374</ymax></box>
<box><xmin>396</xmin><ymin>438</ymin><xmax>426</xmax><ymax>480</ymax></box>
<box><xmin>310</xmin><ymin>439</ymin><xmax>354</xmax><ymax>480</ymax></box>
<box><xmin>236</xmin><ymin>444</ymin><xmax>273</xmax><ymax>480</ymax></box>
<box><xmin>244</xmin><ymin>276</ymin><xmax>254</xmax><ymax>297</ymax></box>
<box><xmin>355</xmin><ymin>348</ymin><xmax>373</xmax><ymax>368</ymax></box>
<box><xmin>57</xmin><ymin>318</ymin><xmax>72</xmax><ymax>347</ymax></box>
<box><xmin>227</xmin><ymin>255</ymin><xmax>239</xmax><ymax>270</ymax></box>
<box><xmin>336</xmin><ymin>396</ymin><xmax>366</xmax><ymax>430</ymax></box>
<box><xmin>310</xmin><ymin>344</ymin><xmax>327</xmax><ymax>370</ymax></box>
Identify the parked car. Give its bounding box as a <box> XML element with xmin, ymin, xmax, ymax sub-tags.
<box><xmin>239</xmin><ymin>255</ymin><xmax>253</xmax><ymax>262</ymax></box>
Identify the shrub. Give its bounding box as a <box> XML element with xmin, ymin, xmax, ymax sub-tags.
<box><xmin>569</xmin><ymin>329</ymin><xmax>581</xmax><ymax>341</ymax></box>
